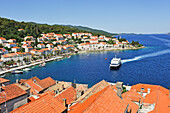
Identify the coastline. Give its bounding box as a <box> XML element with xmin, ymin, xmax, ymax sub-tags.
<box><xmin>0</xmin><ymin>56</ymin><xmax>63</xmax><ymax>75</ymax></box>
<box><xmin>77</xmin><ymin>46</ymin><xmax>145</xmax><ymax>54</ymax></box>
<box><xmin>0</xmin><ymin>46</ymin><xmax>144</xmax><ymax>76</ymax></box>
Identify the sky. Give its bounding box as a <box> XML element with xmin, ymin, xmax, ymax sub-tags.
<box><xmin>0</xmin><ymin>0</ymin><xmax>170</xmax><ymax>34</ymax></box>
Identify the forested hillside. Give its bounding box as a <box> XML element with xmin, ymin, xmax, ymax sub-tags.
<box><xmin>0</xmin><ymin>17</ymin><xmax>85</xmax><ymax>42</ymax></box>
<box><xmin>0</xmin><ymin>17</ymin><xmax>115</xmax><ymax>43</ymax></box>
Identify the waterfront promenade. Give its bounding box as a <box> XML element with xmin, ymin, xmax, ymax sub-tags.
<box><xmin>0</xmin><ymin>56</ymin><xmax>63</xmax><ymax>75</ymax></box>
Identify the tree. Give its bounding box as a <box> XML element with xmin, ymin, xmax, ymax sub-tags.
<box><xmin>108</xmin><ymin>40</ymin><xmax>115</xmax><ymax>44</ymax></box>
<box><xmin>17</xmin><ymin>60</ymin><xmax>21</xmax><ymax>66</ymax></box>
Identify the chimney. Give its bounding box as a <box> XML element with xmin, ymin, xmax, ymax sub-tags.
<box><xmin>116</xmin><ymin>82</ymin><xmax>123</xmax><ymax>98</ymax></box>
<box><xmin>141</xmin><ymin>88</ymin><xmax>144</xmax><ymax>97</ymax></box>
<box><xmin>63</xmin><ymin>98</ymin><xmax>67</xmax><ymax>107</ymax></box>
<box><xmin>72</xmin><ymin>83</ymin><xmax>76</xmax><ymax>89</ymax></box>
<box><xmin>56</xmin><ymin>80</ymin><xmax>58</xmax><ymax>84</ymax></box>
<box><xmin>62</xmin><ymin>84</ymin><xmax>65</xmax><ymax>90</ymax></box>
<box><xmin>16</xmin><ymin>79</ymin><xmax>19</xmax><ymax>83</ymax></box>
<box><xmin>147</xmin><ymin>88</ymin><xmax>150</xmax><ymax>94</ymax></box>
<box><xmin>169</xmin><ymin>90</ymin><xmax>170</xmax><ymax>99</ymax></box>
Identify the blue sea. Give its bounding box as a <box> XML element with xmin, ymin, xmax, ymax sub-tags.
<box><xmin>3</xmin><ymin>34</ymin><xmax>170</xmax><ymax>88</ymax></box>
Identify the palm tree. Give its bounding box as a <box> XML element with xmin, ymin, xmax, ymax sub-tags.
<box><xmin>3</xmin><ymin>62</ymin><xmax>6</xmax><ymax>68</ymax></box>
<box><xmin>17</xmin><ymin>60</ymin><xmax>21</xmax><ymax>66</ymax></box>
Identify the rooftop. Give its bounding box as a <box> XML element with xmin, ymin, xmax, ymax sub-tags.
<box><xmin>0</xmin><ymin>78</ymin><xmax>10</xmax><ymax>84</ymax></box>
<box><xmin>69</xmin><ymin>86</ymin><xmax>128</xmax><ymax>113</ymax></box>
<box><xmin>10</xmin><ymin>93</ymin><xmax>66</xmax><ymax>113</ymax></box>
<box><xmin>0</xmin><ymin>84</ymin><xmax>27</xmax><ymax>104</ymax></box>
<box><xmin>55</xmin><ymin>86</ymin><xmax>77</xmax><ymax>105</ymax></box>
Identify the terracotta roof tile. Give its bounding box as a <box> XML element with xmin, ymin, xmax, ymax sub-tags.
<box><xmin>0</xmin><ymin>84</ymin><xmax>27</xmax><ymax>104</ymax></box>
<box><xmin>11</xmin><ymin>93</ymin><xmax>66</xmax><ymax>113</ymax></box>
<box><xmin>123</xmin><ymin>98</ymin><xmax>139</xmax><ymax>113</ymax></box>
<box><xmin>131</xmin><ymin>83</ymin><xmax>169</xmax><ymax>96</ymax></box>
<box><xmin>55</xmin><ymin>86</ymin><xmax>77</xmax><ymax>105</ymax></box>
<box><xmin>36</xmin><ymin>77</ymin><xmax>56</xmax><ymax>89</ymax></box>
<box><xmin>0</xmin><ymin>78</ymin><xmax>10</xmax><ymax>84</ymax></box>
<box><xmin>0</xmin><ymin>37</ymin><xmax>6</xmax><ymax>40</ymax></box>
<box><xmin>122</xmin><ymin>89</ymin><xmax>144</xmax><ymax>103</ymax></box>
<box><xmin>20</xmin><ymin>77</ymin><xmax>56</xmax><ymax>94</ymax></box>
<box><xmin>25</xmin><ymin>79</ymin><xmax>43</xmax><ymax>94</ymax></box>
<box><xmin>69</xmin><ymin>86</ymin><xmax>128</xmax><ymax>113</ymax></box>
<box><xmin>146</xmin><ymin>89</ymin><xmax>170</xmax><ymax>113</ymax></box>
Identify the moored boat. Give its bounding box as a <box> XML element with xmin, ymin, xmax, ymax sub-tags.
<box><xmin>110</xmin><ymin>55</ymin><xmax>121</xmax><ymax>69</ymax></box>
<box><xmin>23</xmin><ymin>68</ymin><xmax>32</xmax><ymax>71</ymax></box>
<box><xmin>39</xmin><ymin>62</ymin><xmax>46</xmax><ymax>67</ymax></box>
<box><xmin>11</xmin><ymin>70</ymin><xmax>23</xmax><ymax>74</ymax></box>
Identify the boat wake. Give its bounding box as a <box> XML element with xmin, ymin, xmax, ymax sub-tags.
<box><xmin>122</xmin><ymin>49</ymin><xmax>170</xmax><ymax>64</ymax></box>
<box><xmin>150</xmin><ymin>36</ymin><xmax>170</xmax><ymax>47</ymax></box>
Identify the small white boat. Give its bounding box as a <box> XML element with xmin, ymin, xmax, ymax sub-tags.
<box><xmin>67</xmin><ymin>56</ymin><xmax>71</xmax><ymax>58</ymax></box>
<box><xmin>110</xmin><ymin>55</ymin><xmax>121</xmax><ymax>68</ymax></box>
<box><xmin>39</xmin><ymin>62</ymin><xmax>46</xmax><ymax>67</ymax></box>
<box><xmin>23</xmin><ymin>68</ymin><xmax>31</xmax><ymax>71</ymax></box>
<box><xmin>11</xmin><ymin>70</ymin><xmax>23</xmax><ymax>74</ymax></box>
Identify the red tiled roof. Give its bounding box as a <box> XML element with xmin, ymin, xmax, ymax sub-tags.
<box><xmin>76</xmin><ymin>80</ymin><xmax>109</xmax><ymax>102</ymax></box>
<box><xmin>10</xmin><ymin>39</ymin><xmax>16</xmax><ymax>41</ymax></box>
<box><xmin>20</xmin><ymin>77</ymin><xmax>55</xmax><ymax>94</ymax></box>
<box><xmin>36</xmin><ymin>77</ymin><xmax>56</xmax><ymax>89</ymax></box>
<box><xmin>55</xmin><ymin>86</ymin><xmax>77</xmax><ymax>105</ymax></box>
<box><xmin>69</xmin><ymin>86</ymin><xmax>128</xmax><ymax>113</ymax></box>
<box><xmin>146</xmin><ymin>89</ymin><xmax>170</xmax><ymax>113</ymax></box>
<box><xmin>38</xmin><ymin>44</ymin><xmax>45</xmax><ymax>46</ymax></box>
<box><xmin>2</xmin><ymin>54</ymin><xmax>10</xmax><ymax>58</ymax></box>
<box><xmin>65</xmin><ymin>45</ymin><xmax>74</xmax><ymax>48</ymax></box>
<box><xmin>122</xmin><ymin>89</ymin><xmax>144</xmax><ymax>103</ymax></box>
<box><xmin>0</xmin><ymin>78</ymin><xmax>10</xmax><ymax>83</ymax></box>
<box><xmin>11</xmin><ymin>93</ymin><xmax>66</xmax><ymax>113</ymax></box>
<box><xmin>123</xmin><ymin>97</ymin><xmax>139</xmax><ymax>113</ymax></box>
<box><xmin>12</xmin><ymin>47</ymin><xmax>20</xmax><ymax>49</ymax></box>
<box><xmin>8</xmin><ymin>43</ymin><xmax>16</xmax><ymax>45</ymax></box>
<box><xmin>89</xmin><ymin>39</ymin><xmax>98</xmax><ymax>41</ymax></box>
<box><xmin>25</xmin><ymin>79</ymin><xmax>43</xmax><ymax>93</ymax></box>
<box><xmin>131</xmin><ymin>83</ymin><xmax>169</xmax><ymax>96</ymax></box>
<box><xmin>0</xmin><ymin>84</ymin><xmax>27</xmax><ymax>104</ymax></box>
<box><xmin>0</xmin><ymin>37</ymin><xmax>6</xmax><ymax>40</ymax></box>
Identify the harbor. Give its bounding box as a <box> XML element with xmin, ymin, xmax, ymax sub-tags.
<box><xmin>2</xmin><ymin>34</ymin><xmax>170</xmax><ymax>88</ymax></box>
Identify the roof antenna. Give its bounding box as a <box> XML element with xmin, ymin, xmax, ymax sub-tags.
<box><xmin>74</xmin><ymin>79</ymin><xmax>76</xmax><ymax>84</ymax></box>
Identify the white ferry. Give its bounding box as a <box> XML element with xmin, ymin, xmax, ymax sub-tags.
<box><xmin>110</xmin><ymin>55</ymin><xmax>121</xmax><ymax>68</ymax></box>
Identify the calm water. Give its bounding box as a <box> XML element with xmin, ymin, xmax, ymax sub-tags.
<box><xmin>3</xmin><ymin>34</ymin><xmax>170</xmax><ymax>88</ymax></box>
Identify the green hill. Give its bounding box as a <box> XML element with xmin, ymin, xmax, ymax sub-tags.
<box><xmin>0</xmin><ymin>17</ymin><xmax>87</xmax><ymax>42</ymax></box>
<box><xmin>0</xmin><ymin>17</ymin><xmax>116</xmax><ymax>43</ymax></box>
<box><xmin>63</xmin><ymin>25</ymin><xmax>116</xmax><ymax>37</ymax></box>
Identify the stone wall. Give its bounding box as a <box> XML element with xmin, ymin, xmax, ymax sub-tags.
<box><xmin>0</xmin><ymin>94</ymin><xmax>27</xmax><ymax>112</ymax></box>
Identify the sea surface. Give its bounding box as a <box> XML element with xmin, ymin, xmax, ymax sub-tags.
<box><xmin>3</xmin><ymin>34</ymin><xmax>170</xmax><ymax>88</ymax></box>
